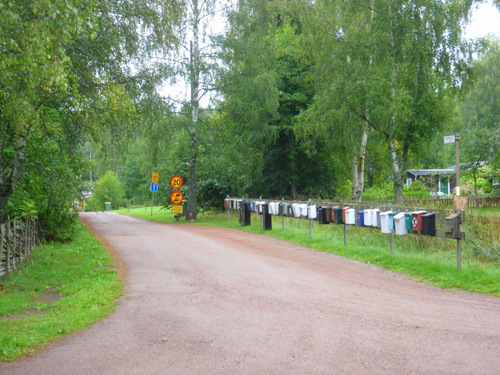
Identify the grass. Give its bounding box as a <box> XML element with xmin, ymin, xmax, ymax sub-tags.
<box><xmin>0</xmin><ymin>222</ymin><xmax>122</xmax><ymax>361</ymax></box>
<box><xmin>117</xmin><ymin>206</ymin><xmax>500</xmax><ymax>296</ymax></box>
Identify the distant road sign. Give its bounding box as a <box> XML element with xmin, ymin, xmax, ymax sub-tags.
<box><xmin>152</xmin><ymin>173</ymin><xmax>159</xmax><ymax>183</ymax></box>
<box><xmin>170</xmin><ymin>191</ymin><xmax>184</xmax><ymax>205</ymax></box>
<box><xmin>150</xmin><ymin>183</ymin><xmax>158</xmax><ymax>192</ymax></box>
<box><xmin>170</xmin><ymin>176</ymin><xmax>184</xmax><ymax>189</ymax></box>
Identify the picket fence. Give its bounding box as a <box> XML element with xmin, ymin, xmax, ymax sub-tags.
<box><xmin>0</xmin><ymin>216</ymin><xmax>37</xmax><ymax>278</ymax></box>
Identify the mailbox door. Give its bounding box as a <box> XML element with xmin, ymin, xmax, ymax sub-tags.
<box><xmin>405</xmin><ymin>213</ymin><xmax>413</xmax><ymax>231</ymax></box>
<box><xmin>394</xmin><ymin>213</ymin><xmax>407</xmax><ymax>235</ymax></box>
<box><xmin>346</xmin><ymin>209</ymin><xmax>356</xmax><ymax>225</ymax></box>
<box><xmin>380</xmin><ymin>211</ymin><xmax>392</xmax><ymax>233</ymax></box>
<box><xmin>412</xmin><ymin>212</ymin><xmax>425</xmax><ymax>231</ymax></box>
<box><xmin>422</xmin><ymin>213</ymin><xmax>436</xmax><ymax>236</ymax></box>
<box><xmin>334</xmin><ymin>208</ymin><xmax>343</xmax><ymax>224</ymax></box>
<box><xmin>358</xmin><ymin>210</ymin><xmax>365</xmax><ymax>227</ymax></box>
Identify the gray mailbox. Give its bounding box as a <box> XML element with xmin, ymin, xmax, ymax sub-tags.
<box><xmin>445</xmin><ymin>213</ymin><xmax>461</xmax><ymax>239</ymax></box>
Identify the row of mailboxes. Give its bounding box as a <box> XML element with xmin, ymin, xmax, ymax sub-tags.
<box><xmin>228</xmin><ymin>199</ymin><xmax>438</xmax><ymax>237</ymax></box>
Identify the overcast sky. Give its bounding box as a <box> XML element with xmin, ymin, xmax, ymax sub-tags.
<box><xmin>465</xmin><ymin>0</ymin><xmax>500</xmax><ymax>39</ymax></box>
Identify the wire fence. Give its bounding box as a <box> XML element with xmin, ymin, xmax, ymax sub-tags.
<box><xmin>0</xmin><ymin>216</ymin><xmax>37</xmax><ymax>279</ymax></box>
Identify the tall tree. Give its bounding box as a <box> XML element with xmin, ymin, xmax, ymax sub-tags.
<box><xmin>0</xmin><ymin>0</ymin><xmax>97</xmax><ymax>224</ymax></box>
<box><xmin>458</xmin><ymin>37</ymin><xmax>500</xmax><ymax>193</ymax></box>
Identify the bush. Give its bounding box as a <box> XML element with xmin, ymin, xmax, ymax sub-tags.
<box><xmin>87</xmin><ymin>171</ymin><xmax>125</xmax><ymax>211</ymax></box>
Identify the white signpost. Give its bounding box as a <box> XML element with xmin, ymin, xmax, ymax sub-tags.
<box><xmin>443</xmin><ymin>135</ymin><xmax>456</xmax><ymax>144</ymax></box>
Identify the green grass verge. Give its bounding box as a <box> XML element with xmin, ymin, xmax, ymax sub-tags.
<box><xmin>0</xmin><ymin>222</ymin><xmax>122</xmax><ymax>361</ymax></box>
<box><xmin>117</xmin><ymin>206</ymin><xmax>500</xmax><ymax>296</ymax></box>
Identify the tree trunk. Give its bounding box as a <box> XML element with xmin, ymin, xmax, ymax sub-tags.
<box><xmin>387</xmin><ymin>0</ymin><xmax>403</xmax><ymax>203</ymax></box>
<box><xmin>0</xmin><ymin>134</ymin><xmax>29</xmax><ymax>224</ymax></box>
<box><xmin>388</xmin><ymin>139</ymin><xmax>404</xmax><ymax>203</ymax></box>
<box><xmin>186</xmin><ymin>1</ymin><xmax>200</xmax><ymax>221</ymax></box>
<box><xmin>352</xmin><ymin>127</ymin><xmax>368</xmax><ymax>202</ymax></box>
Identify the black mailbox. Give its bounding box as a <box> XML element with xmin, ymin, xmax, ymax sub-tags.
<box><xmin>261</xmin><ymin>203</ymin><xmax>272</xmax><ymax>230</ymax></box>
<box><xmin>325</xmin><ymin>207</ymin><xmax>332</xmax><ymax>224</ymax></box>
<box><xmin>239</xmin><ymin>201</ymin><xmax>251</xmax><ymax>226</ymax></box>
<box><xmin>445</xmin><ymin>213</ymin><xmax>461</xmax><ymax>239</ymax></box>
<box><xmin>318</xmin><ymin>206</ymin><xmax>329</xmax><ymax>224</ymax></box>
<box><xmin>421</xmin><ymin>213</ymin><xmax>436</xmax><ymax>236</ymax></box>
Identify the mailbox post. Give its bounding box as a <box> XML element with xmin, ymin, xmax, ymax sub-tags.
<box><xmin>445</xmin><ymin>213</ymin><xmax>463</xmax><ymax>270</ymax></box>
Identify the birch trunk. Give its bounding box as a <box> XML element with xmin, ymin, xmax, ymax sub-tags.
<box><xmin>186</xmin><ymin>0</ymin><xmax>200</xmax><ymax>221</ymax></box>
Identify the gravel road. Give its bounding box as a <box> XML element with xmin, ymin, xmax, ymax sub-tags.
<box><xmin>1</xmin><ymin>212</ymin><xmax>499</xmax><ymax>374</ymax></box>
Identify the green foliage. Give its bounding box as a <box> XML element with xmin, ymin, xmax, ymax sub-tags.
<box><xmin>0</xmin><ymin>223</ymin><xmax>122</xmax><ymax>361</ymax></box>
<box><xmin>197</xmin><ymin>179</ymin><xmax>232</xmax><ymax>212</ymax></box>
<box><xmin>408</xmin><ymin>180</ymin><xmax>428</xmax><ymax>193</ymax></box>
<box><xmin>88</xmin><ymin>171</ymin><xmax>125</xmax><ymax>211</ymax></box>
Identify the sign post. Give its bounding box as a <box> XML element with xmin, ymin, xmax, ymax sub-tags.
<box><xmin>150</xmin><ymin>173</ymin><xmax>159</xmax><ymax>216</ymax></box>
<box><xmin>170</xmin><ymin>176</ymin><xmax>184</xmax><ymax>216</ymax></box>
<box><xmin>444</xmin><ymin>134</ymin><xmax>465</xmax><ymax>270</ymax></box>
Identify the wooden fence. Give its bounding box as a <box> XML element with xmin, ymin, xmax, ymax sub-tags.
<box><xmin>403</xmin><ymin>196</ymin><xmax>500</xmax><ymax>209</ymax></box>
<box><xmin>0</xmin><ymin>216</ymin><xmax>37</xmax><ymax>279</ymax></box>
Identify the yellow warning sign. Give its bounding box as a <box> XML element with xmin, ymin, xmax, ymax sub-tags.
<box><xmin>172</xmin><ymin>204</ymin><xmax>184</xmax><ymax>214</ymax></box>
<box><xmin>152</xmin><ymin>173</ymin><xmax>159</xmax><ymax>183</ymax></box>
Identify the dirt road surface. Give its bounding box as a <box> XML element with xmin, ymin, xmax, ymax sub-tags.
<box><xmin>1</xmin><ymin>212</ymin><xmax>499</xmax><ymax>374</ymax></box>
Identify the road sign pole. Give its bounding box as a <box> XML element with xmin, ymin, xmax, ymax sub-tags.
<box><xmin>151</xmin><ymin>192</ymin><xmax>154</xmax><ymax>216</ymax></box>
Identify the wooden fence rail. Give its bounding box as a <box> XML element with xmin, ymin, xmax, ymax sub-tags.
<box><xmin>0</xmin><ymin>216</ymin><xmax>37</xmax><ymax>279</ymax></box>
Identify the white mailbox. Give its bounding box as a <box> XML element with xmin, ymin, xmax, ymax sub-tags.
<box><xmin>345</xmin><ymin>208</ymin><xmax>356</xmax><ymax>225</ymax></box>
<box><xmin>394</xmin><ymin>212</ymin><xmax>407</xmax><ymax>235</ymax></box>
<box><xmin>364</xmin><ymin>209</ymin><xmax>373</xmax><ymax>226</ymax></box>
<box><xmin>370</xmin><ymin>209</ymin><xmax>379</xmax><ymax>227</ymax></box>
<box><xmin>308</xmin><ymin>205</ymin><xmax>317</xmax><ymax>219</ymax></box>
<box><xmin>292</xmin><ymin>203</ymin><xmax>301</xmax><ymax>217</ymax></box>
<box><xmin>380</xmin><ymin>211</ymin><xmax>393</xmax><ymax>233</ymax></box>
<box><xmin>300</xmin><ymin>204</ymin><xmax>308</xmax><ymax>217</ymax></box>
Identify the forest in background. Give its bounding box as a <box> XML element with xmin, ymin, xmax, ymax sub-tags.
<box><xmin>1</xmin><ymin>0</ymin><xmax>499</xmax><ymax>240</ymax></box>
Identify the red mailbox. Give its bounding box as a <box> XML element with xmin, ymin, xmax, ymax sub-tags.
<box><xmin>412</xmin><ymin>211</ymin><xmax>426</xmax><ymax>231</ymax></box>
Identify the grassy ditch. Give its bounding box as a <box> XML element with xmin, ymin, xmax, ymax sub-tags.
<box><xmin>0</xmin><ymin>222</ymin><xmax>122</xmax><ymax>361</ymax></box>
<box><xmin>117</xmin><ymin>206</ymin><xmax>500</xmax><ymax>296</ymax></box>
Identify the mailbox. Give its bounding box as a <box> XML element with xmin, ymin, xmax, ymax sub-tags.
<box><xmin>389</xmin><ymin>212</ymin><xmax>399</xmax><ymax>231</ymax></box>
<box><xmin>300</xmin><ymin>204</ymin><xmax>308</xmax><ymax>217</ymax></box>
<box><xmin>308</xmin><ymin>205</ymin><xmax>317</xmax><ymax>220</ymax></box>
<box><xmin>376</xmin><ymin>210</ymin><xmax>381</xmax><ymax>228</ymax></box>
<box><xmin>412</xmin><ymin>211</ymin><xmax>426</xmax><ymax>231</ymax></box>
<box><xmin>345</xmin><ymin>208</ymin><xmax>356</xmax><ymax>225</ymax></box>
<box><xmin>369</xmin><ymin>209</ymin><xmax>379</xmax><ymax>227</ymax></box>
<box><xmin>318</xmin><ymin>206</ymin><xmax>330</xmax><ymax>224</ymax></box>
<box><xmin>342</xmin><ymin>207</ymin><xmax>350</xmax><ymax>223</ymax></box>
<box><xmin>357</xmin><ymin>210</ymin><xmax>365</xmax><ymax>227</ymax></box>
<box><xmin>422</xmin><ymin>213</ymin><xmax>436</xmax><ymax>236</ymax></box>
<box><xmin>364</xmin><ymin>209</ymin><xmax>373</xmax><ymax>226</ymax></box>
<box><xmin>405</xmin><ymin>213</ymin><xmax>413</xmax><ymax>231</ymax></box>
<box><xmin>287</xmin><ymin>204</ymin><xmax>294</xmax><ymax>217</ymax></box>
<box><xmin>333</xmin><ymin>207</ymin><xmax>343</xmax><ymax>224</ymax></box>
<box><xmin>394</xmin><ymin>213</ymin><xmax>407</xmax><ymax>235</ymax></box>
<box><xmin>325</xmin><ymin>207</ymin><xmax>332</xmax><ymax>223</ymax></box>
<box><xmin>239</xmin><ymin>201</ymin><xmax>251</xmax><ymax>226</ymax></box>
<box><xmin>380</xmin><ymin>211</ymin><xmax>393</xmax><ymax>233</ymax></box>
<box><xmin>445</xmin><ymin>213</ymin><xmax>461</xmax><ymax>239</ymax></box>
